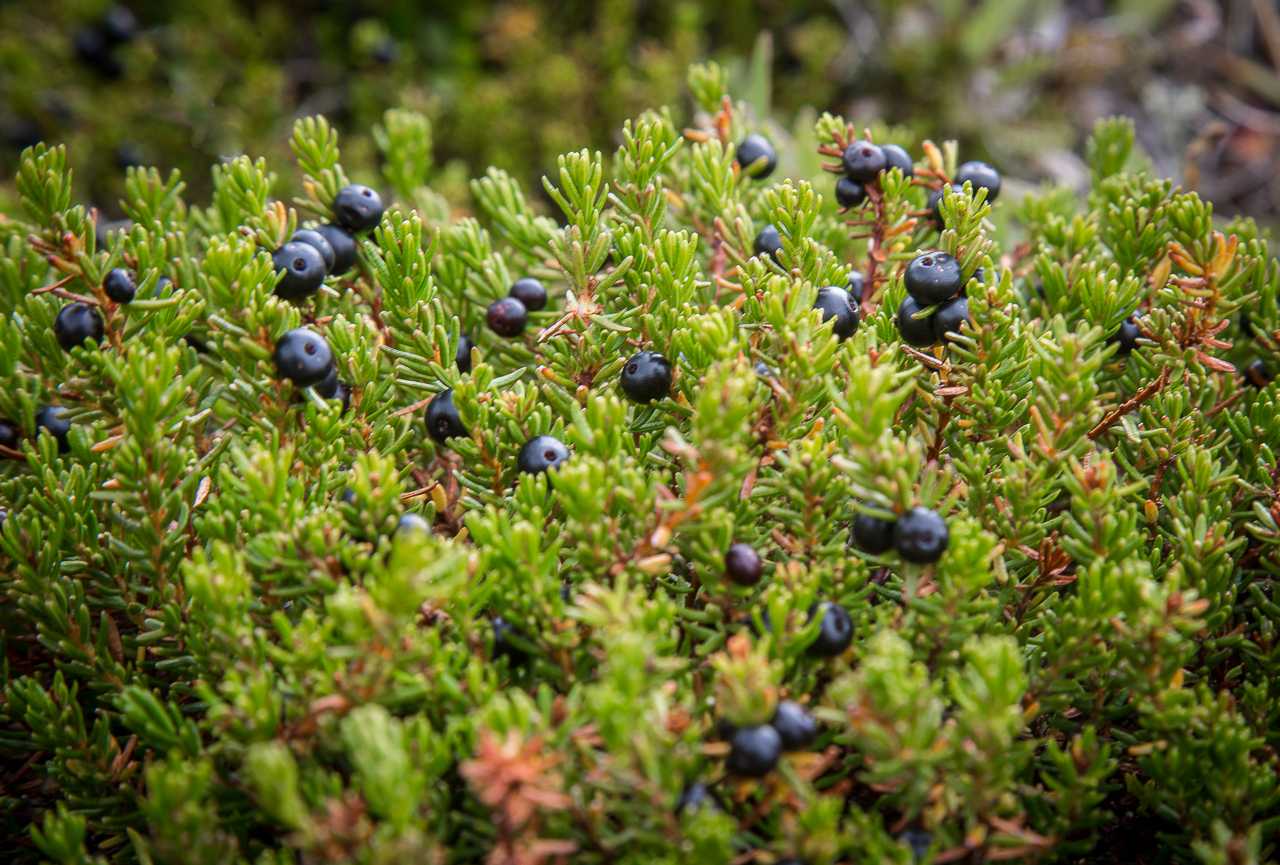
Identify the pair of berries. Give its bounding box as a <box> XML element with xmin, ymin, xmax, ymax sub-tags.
<box><xmin>52</xmin><ymin>266</ymin><xmax>160</xmax><ymax>351</ymax></box>
<box><xmin>895</xmin><ymin>252</ymin><xmax>973</xmax><ymax>347</ymax></box>
<box><xmin>0</xmin><ymin>411</ymin><xmax>71</xmax><ymax>456</ymax></box>
<box><xmin>836</xmin><ymin>140</ymin><xmax>914</xmax><ymax>209</ymax></box>
<box><xmin>928</xmin><ymin>161</ymin><xmax>1002</xmax><ymax>228</ymax></box>
<box><xmin>273</xmin><ymin>329</ymin><xmax>346</xmax><ymax>407</ymax></box>
<box><xmin>724</xmin><ymin>699</ymin><xmax>819</xmax><ymax>777</ymax></box>
<box><xmin>272</xmin><ymin>185</ymin><xmax>382</xmax><ymax>300</ymax></box>
<box><xmin>425</xmin><ymin>390</ymin><xmax>569</xmax><ymax>474</ymax></box>
<box><xmin>852</xmin><ymin>506</ymin><xmax>950</xmax><ymax>564</ymax></box>
<box><xmin>486</xmin><ymin>277</ymin><xmax>548</xmax><ymax>338</ymax></box>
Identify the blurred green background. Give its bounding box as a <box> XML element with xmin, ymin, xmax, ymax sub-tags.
<box><xmin>2</xmin><ymin>0</ymin><xmax>1279</xmax><ymax>225</ymax></box>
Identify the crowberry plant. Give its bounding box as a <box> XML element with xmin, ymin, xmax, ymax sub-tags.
<box><xmin>1</xmin><ymin>63</ymin><xmax>1278</xmax><ymax>865</ymax></box>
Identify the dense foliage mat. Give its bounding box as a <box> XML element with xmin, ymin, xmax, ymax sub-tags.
<box><xmin>2</xmin><ymin>63</ymin><xmax>1280</xmax><ymax>864</ymax></box>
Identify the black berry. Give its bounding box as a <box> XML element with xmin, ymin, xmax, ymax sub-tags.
<box><xmin>54</xmin><ymin>302</ymin><xmax>105</xmax><ymax>351</ymax></box>
<box><xmin>508</xmin><ymin>277</ymin><xmax>547</xmax><ymax>312</ymax></box>
<box><xmin>807</xmin><ymin>601</ymin><xmax>853</xmax><ymax>658</ymax></box>
<box><xmin>492</xmin><ymin>616</ymin><xmax>527</xmax><ymax>662</ymax></box>
<box><xmin>518</xmin><ymin>435</ymin><xmax>570</xmax><ymax>475</ymax></box>
<box><xmin>676</xmin><ymin>782</ymin><xmax>719</xmax><ymax>814</ymax></box>
<box><xmin>726</xmin><ymin>724</ymin><xmax>782</xmax><ymax>777</ymax></box>
<box><xmin>893</xmin><ymin>507</ymin><xmax>949</xmax><ymax>564</ymax></box>
<box><xmin>103</xmin><ymin>268</ymin><xmax>136</xmax><ymax>303</ymax></box>
<box><xmin>426</xmin><ymin>388</ymin><xmax>468</xmax><ymax>444</ymax></box>
<box><xmin>928</xmin><ymin>183</ymin><xmax>964</xmax><ymax>228</ymax></box>
<box><xmin>771</xmin><ymin>700</ymin><xmax>818</xmax><ymax>750</ymax></box>
<box><xmin>904</xmin><ymin>252</ymin><xmax>964</xmax><ymax>305</ymax></box>
<box><xmin>897</xmin><ymin>297</ymin><xmax>937</xmax><ymax>348</ymax></box>
<box><xmin>0</xmin><ymin>419</ymin><xmax>20</xmax><ymax>452</ymax></box>
<box><xmin>1245</xmin><ymin>359</ymin><xmax>1273</xmax><ymax>389</ymax></box>
<box><xmin>933</xmin><ymin>296</ymin><xmax>970</xmax><ymax>341</ymax></box>
<box><xmin>273</xmin><ymin>328</ymin><xmax>334</xmax><ymax>387</ymax></box>
<box><xmin>846</xmin><ymin>270</ymin><xmax>866</xmax><ymax>304</ymax></box>
<box><xmin>35</xmin><ymin>405</ymin><xmax>71</xmax><ymax>454</ymax></box>
<box><xmin>487</xmin><ymin>297</ymin><xmax>528</xmax><ymax>338</ymax></box>
<box><xmin>754</xmin><ymin>224</ymin><xmax>783</xmax><ymax>261</ymax></box>
<box><xmin>724</xmin><ymin>542</ymin><xmax>763</xmax><ymax>586</ymax></box>
<box><xmin>835</xmin><ymin>177</ymin><xmax>866</xmax><ymax>209</ymax></box>
<box><xmin>397</xmin><ymin>513</ymin><xmax>430</xmax><ymax>535</ymax></box>
<box><xmin>1115</xmin><ymin>315</ymin><xmax>1142</xmax><ymax>355</ymax></box>
<box><xmin>272</xmin><ymin>242</ymin><xmax>326</xmax><ymax>300</ymax></box>
<box><xmin>814</xmin><ymin>286</ymin><xmax>859</xmax><ymax>341</ymax></box>
<box><xmin>955</xmin><ymin>160</ymin><xmax>1001</xmax><ymax>202</ymax></box>
<box><xmin>456</xmin><ymin>333</ymin><xmax>474</xmax><ymax>373</ymax></box>
<box><xmin>312</xmin><ymin>366</ymin><xmax>351</xmax><ymax>412</ymax></box>
<box><xmin>842</xmin><ymin>140</ymin><xmax>886</xmax><ymax>183</ymax></box>
<box><xmin>882</xmin><ymin>144</ymin><xmax>915</xmax><ymax>178</ymax></box>
<box><xmin>315</xmin><ymin>224</ymin><xmax>358</xmax><ymax>273</ymax></box>
<box><xmin>853</xmin><ymin>512</ymin><xmax>896</xmax><ymax>554</ymax></box>
<box><xmin>620</xmin><ymin>351</ymin><xmax>672</xmax><ymax>404</ymax></box>
<box><xmin>291</xmin><ymin>229</ymin><xmax>336</xmax><ymax>272</ymax></box>
<box><xmin>736</xmin><ymin>134</ymin><xmax>777</xmax><ymax>180</ymax></box>
<box><xmin>332</xmin><ymin>184</ymin><xmax>385</xmax><ymax>232</ymax></box>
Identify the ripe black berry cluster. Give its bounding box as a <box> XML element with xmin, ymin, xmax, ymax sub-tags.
<box><xmin>895</xmin><ymin>251</ymin><xmax>972</xmax><ymax>348</ymax></box>
<box><xmin>486</xmin><ymin>277</ymin><xmax>548</xmax><ymax>338</ymax></box>
<box><xmin>271</xmin><ymin>185</ymin><xmax>379</xmax><ymax>301</ymax></box>
<box><xmin>852</xmin><ymin>506</ymin><xmax>950</xmax><ymax>564</ymax></box>
<box><xmin>835</xmin><ymin>139</ymin><xmax>913</xmax><ymax>210</ymax></box>
<box><xmin>723</xmin><ymin>698</ymin><xmax>819</xmax><ymax>778</ymax></box>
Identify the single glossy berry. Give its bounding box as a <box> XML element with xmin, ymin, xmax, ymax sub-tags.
<box><xmin>676</xmin><ymin>782</ymin><xmax>719</xmax><ymax>814</ymax></box>
<box><xmin>842</xmin><ymin>140</ymin><xmax>887</xmax><ymax>183</ymax></box>
<box><xmin>754</xmin><ymin>223</ymin><xmax>783</xmax><ymax>261</ymax></box>
<box><xmin>487</xmin><ymin>297</ymin><xmax>528</xmax><ymax>338</ymax></box>
<box><xmin>620</xmin><ymin>351</ymin><xmax>672</xmax><ymax>403</ymax></box>
<box><xmin>724</xmin><ymin>542</ymin><xmax>763</xmax><ymax>586</ymax></box>
<box><xmin>0</xmin><ymin>419</ymin><xmax>20</xmax><ymax>452</ymax></box>
<box><xmin>508</xmin><ymin>277</ymin><xmax>547</xmax><ymax>312</ymax></box>
<box><xmin>102</xmin><ymin>268</ymin><xmax>136</xmax><ymax>304</ymax></box>
<box><xmin>894</xmin><ymin>506</ymin><xmax>950</xmax><ymax>564</ymax></box>
<box><xmin>736</xmin><ymin>133</ymin><xmax>778</xmax><ymax>179</ymax></box>
<box><xmin>814</xmin><ymin>286</ymin><xmax>859</xmax><ymax>340</ymax></box>
<box><xmin>933</xmin><ymin>296</ymin><xmax>971</xmax><ymax>341</ymax></box>
<box><xmin>771</xmin><ymin>700</ymin><xmax>818</xmax><ymax>750</ymax></box>
<box><xmin>273</xmin><ymin>328</ymin><xmax>334</xmax><ymax>387</ymax></box>
<box><xmin>726</xmin><ymin>724</ymin><xmax>782</xmax><ymax>777</ymax></box>
<box><xmin>35</xmin><ymin>405</ymin><xmax>72</xmax><ymax>454</ymax></box>
<box><xmin>928</xmin><ymin>183</ymin><xmax>964</xmax><ymax>228</ymax></box>
<box><xmin>835</xmin><ymin>176</ymin><xmax>866</xmax><ymax>209</ymax></box>
<box><xmin>456</xmin><ymin>333</ymin><xmax>475</xmax><ymax>373</ymax></box>
<box><xmin>426</xmin><ymin>388</ymin><xmax>468</xmax><ymax>443</ymax></box>
<box><xmin>896</xmin><ymin>297</ymin><xmax>937</xmax><ymax>348</ymax></box>
<box><xmin>904</xmin><ymin>252</ymin><xmax>964</xmax><ymax>305</ymax></box>
<box><xmin>315</xmin><ymin>224</ymin><xmax>358</xmax><ymax>273</ymax></box>
<box><xmin>332</xmin><ymin>184</ymin><xmax>385</xmax><ymax>232</ymax></box>
<box><xmin>291</xmin><ymin>229</ymin><xmax>336</xmax><ymax>272</ymax></box>
<box><xmin>518</xmin><ymin>435</ymin><xmax>570</xmax><ymax>475</ymax></box>
<box><xmin>807</xmin><ymin>601</ymin><xmax>854</xmax><ymax>658</ymax></box>
<box><xmin>271</xmin><ymin>242</ymin><xmax>326</xmax><ymax>300</ymax></box>
<box><xmin>397</xmin><ymin>513</ymin><xmax>431</xmax><ymax>535</ymax></box>
<box><xmin>1115</xmin><ymin>315</ymin><xmax>1142</xmax><ymax>355</ymax></box>
<box><xmin>853</xmin><ymin>512</ymin><xmax>896</xmax><ymax>554</ymax></box>
<box><xmin>54</xmin><ymin>302</ymin><xmax>105</xmax><ymax>351</ymax></box>
<box><xmin>882</xmin><ymin>143</ymin><xmax>915</xmax><ymax>178</ymax></box>
<box><xmin>846</xmin><ymin>270</ymin><xmax>866</xmax><ymax>303</ymax></box>
<box><xmin>955</xmin><ymin>160</ymin><xmax>1001</xmax><ymax>202</ymax></box>
<box><xmin>1245</xmin><ymin>359</ymin><xmax>1273</xmax><ymax>389</ymax></box>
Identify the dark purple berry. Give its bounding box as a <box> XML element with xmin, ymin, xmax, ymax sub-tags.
<box><xmin>103</xmin><ymin>268</ymin><xmax>135</xmax><ymax>303</ymax></box>
<box><xmin>955</xmin><ymin>160</ymin><xmax>1001</xmax><ymax>202</ymax></box>
<box><xmin>814</xmin><ymin>286</ymin><xmax>859</xmax><ymax>341</ymax></box>
<box><xmin>853</xmin><ymin>512</ymin><xmax>895</xmax><ymax>554</ymax></box>
<box><xmin>835</xmin><ymin>177</ymin><xmax>866</xmax><ymax>209</ymax></box>
<box><xmin>332</xmin><ymin>184</ymin><xmax>385</xmax><ymax>232</ymax></box>
<box><xmin>726</xmin><ymin>724</ymin><xmax>782</xmax><ymax>777</ymax></box>
<box><xmin>846</xmin><ymin>270</ymin><xmax>866</xmax><ymax>303</ymax></box>
<box><xmin>1115</xmin><ymin>315</ymin><xmax>1142</xmax><ymax>355</ymax></box>
<box><xmin>725</xmin><ymin>542</ymin><xmax>763</xmax><ymax>586</ymax></box>
<box><xmin>456</xmin><ymin>333</ymin><xmax>474</xmax><ymax>373</ymax></box>
<box><xmin>272</xmin><ymin>242</ymin><xmax>326</xmax><ymax>300</ymax></box>
<box><xmin>517</xmin><ymin>435</ymin><xmax>569</xmax><ymax>475</ymax></box>
<box><xmin>893</xmin><ymin>507</ymin><xmax>949</xmax><ymax>564</ymax></box>
<box><xmin>842</xmin><ymin>140</ymin><xmax>886</xmax><ymax>183</ymax></box>
<box><xmin>807</xmin><ymin>602</ymin><xmax>853</xmax><ymax>658</ymax></box>
<box><xmin>314</xmin><ymin>224</ymin><xmax>358</xmax><ymax>273</ymax></box>
<box><xmin>0</xmin><ymin>419</ymin><xmax>20</xmax><ymax>453</ymax></box>
<box><xmin>933</xmin><ymin>296</ymin><xmax>970</xmax><ymax>341</ymax></box>
<box><xmin>620</xmin><ymin>351</ymin><xmax>672</xmax><ymax>404</ymax></box>
<box><xmin>771</xmin><ymin>700</ymin><xmax>818</xmax><ymax>750</ymax></box>
<box><xmin>273</xmin><ymin>328</ymin><xmax>333</xmax><ymax>387</ymax></box>
<box><xmin>426</xmin><ymin>388</ymin><xmax>467</xmax><ymax>444</ymax></box>
<box><xmin>487</xmin><ymin>297</ymin><xmax>528</xmax><ymax>338</ymax></box>
<box><xmin>54</xmin><ymin>302</ymin><xmax>104</xmax><ymax>351</ymax></box>
<box><xmin>35</xmin><ymin>405</ymin><xmax>72</xmax><ymax>454</ymax></box>
<box><xmin>1245</xmin><ymin>359</ymin><xmax>1273</xmax><ymax>389</ymax></box>
<box><xmin>754</xmin><ymin>224</ymin><xmax>783</xmax><ymax>261</ymax></box>
<box><xmin>737</xmin><ymin>134</ymin><xmax>777</xmax><ymax>180</ymax></box>
<box><xmin>904</xmin><ymin>252</ymin><xmax>964</xmax><ymax>305</ymax></box>
<box><xmin>397</xmin><ymin>513</ymin><xmax>430</xmax><ymax>535</ymax></box>
<box><xmin>882</xmin><ymin>144</ymin><xmax>915</xmax><ymax>178</ymax></box>
<box><xmin>291</xmin><ymin>229</ymin><xmax>336</xmax><ymax>272</ymax></box>
<box><xmin>928</xmin><ymin>183</ymin><xmax>964</xmax><ymax>229</ymax></box>
<box><xmin>897</xmin><ymin>296</ymin><xmax>937</xmax><ymax>348</ymax></box>
<box><xmin>508</xmin><ymin>277</ymin><xmax>547</xmax><ymax>312</ymax></box>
